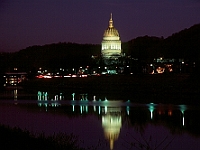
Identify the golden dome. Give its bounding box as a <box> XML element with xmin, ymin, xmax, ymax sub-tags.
<box><xmin>103</xmin><ymin>13</ymin><xmax>119</xmax><ymax>37</ymax></box>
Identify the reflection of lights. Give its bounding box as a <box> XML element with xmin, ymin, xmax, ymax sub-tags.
<box><xmin>148</xmin><ymin>103</ymin><xmax>155</xmax><ymax>119</ymax></box>
<box><xmin>102</xmin><ymin>107</ymin><xmax>122</xmax><ymax>150</ymax></box>
<box><xmin>86</xmin><ymin>106</ymin><xmax>88</xmax><ymax>113</ymax></box>
<box><xmin>80</xmin><ymin>106</ymin><xmax>83</xmax><ymax>114</ymax></box>
<box><xmin>79</xmin><ymin>105</ymin><xmax>88</xmax><ymax>114</ymax></box>
<box><xmin>59</xmin><ymin>93</ymin><xmax>62</xmax><ymax>100</ymax></box>
<box><xmin>44</xmin><ymin>92</ymin><xmax>48</xmax><ymax>100</ymax></box>
<box><xmin>93</xmin><ymin>95</ymin><xmax>96</xmax><ymax>101</ymax></box>
<box><xmin>99</xmin><ymin>106</ymin><xmax>101</xmax><ymax>114</ymax></box>
<box><xmin>126</xmin><ymin>106</ymin><xmax>129</xmax><ymax>115</ymax></box>
<box><xmin>14</xmin><ymin>89</ymin><xmax>18</xmax><ymax>100</ymax></box>
<box><xmin>105</xmin><ymin>106</ymin><xmax>107</xmax><ymax>114</ymax></box>
<box><xmin>55</xmin><ymin>95</ymin><xmax>58</xmax><ymax>100</ymax></box>
<box><xmin>38</xmin><ymin>91</ymin><xmax>42</xmax><ymax>100</ymax></box>
<box><xmin>179</xmin><ymin>105</ymin><xmax>187</xmax><ymax>127</ymax></box>
<box><xmin>168</xmin><ymin>110</ymin><xmax>172</xmax><ymax>116</ymax></box>
<box><xmin>72</xmin><ymin>105</ymin><xmax>75</xmax><ymax>112</ymax></box>
<box><xmin>51</xmin><ymin>102</ymin><xmax>60</xmax><ymax>107</ymax></box>
<box><xmin>72</xmin><ymin>93</ymin><xmax>75</xmax><ymax>101</ymax></box>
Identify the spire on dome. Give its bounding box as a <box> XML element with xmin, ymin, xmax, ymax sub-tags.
<box><xmin>109</xmin><ymin>13</ymin><xmax>114</xmax><ymax>28</ymax></box>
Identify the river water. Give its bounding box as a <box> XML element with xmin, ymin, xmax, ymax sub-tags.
<box><xmin>0</xmin><ymin>89</ymin><xmax>200</xmax><ymax>150</ymax></box>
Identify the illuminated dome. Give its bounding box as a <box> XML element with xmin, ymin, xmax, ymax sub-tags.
<box><xmin>103</xmin><ymin>15</ymin><xmax>119</xmax><ymax>37</ymax></box>
<box><xmin>101</xmin><ymin>14</ymin><xmax>122</xmax><ymax>58</ymax></box>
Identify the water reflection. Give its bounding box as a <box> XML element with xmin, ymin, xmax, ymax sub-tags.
<box><xmin>35</xmin><ymin>97</ymin><xmax>193</xmax><ymax>150</ymax></box>
<box><xmin>37</xmin><ymin>91</ymin><xmax>61</xmax><ymax>110</ymax></box>
<box><xmin>102</xmin><ymin>107</ymin><xmax>122</xmax><ymax>150</ymax></box>
<box><xmin>148</xmin><ymin>103</ymin><xmax>156</xmax><ymax>119</ymax></box>
<box><xmin>2</xmin><ymin>90</ymin><xmax>200</xmax><ymax>149</ymax></box>
<box><xmin>179</xmin><ymin>105</ymin><xmax>187</xmax><ymax>127</ymax></box>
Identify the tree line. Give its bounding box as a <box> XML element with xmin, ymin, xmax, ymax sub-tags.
<box><xmin>0</xmin><ymin>23</ymin><xmax>199</xmax><ymax>74</ymax></box>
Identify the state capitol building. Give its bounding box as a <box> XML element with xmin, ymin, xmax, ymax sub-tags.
<box><xmin>101</xmin><ymin>13</ymin><xmax>122</xmax><ymax>58</ymax></box>
<box><xmin>101</xmin><ymin>14</ymin><xmax>124</xmax><ymax>66</ymax></box>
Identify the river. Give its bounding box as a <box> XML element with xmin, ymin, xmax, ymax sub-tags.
<box><xmin>0</xmin><ymin>88</ymin><xmax>200</xmax><ymax>150</ymax></box>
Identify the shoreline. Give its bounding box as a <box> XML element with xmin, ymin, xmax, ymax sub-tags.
<box><xmin>2</xmin><ymin>74</ymin><xmax>200</xmax><ymax>104</ymax></box>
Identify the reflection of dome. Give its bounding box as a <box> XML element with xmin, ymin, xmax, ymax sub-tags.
<box><xmin>102</xmin><ymin>107</ymin><xmax>122</xmax><ymax>150</ymax></box>
<box><xmin>101</xmin><ymin>13</ymin><xmax>122</xmax><ymax>58</ymax></box>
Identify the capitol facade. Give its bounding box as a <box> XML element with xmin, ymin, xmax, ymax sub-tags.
<box><xmin>101</xmin><ymin>14</ymin><xmax>122</xmax><ymax>59</ymax></box>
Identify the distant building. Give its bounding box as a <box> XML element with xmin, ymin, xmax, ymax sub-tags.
<box><xmin>3</xmin><ymin>72</ymin><xmax>27</xmax><ymax>86</ymax></box>
<box><xmin>101</xmin><ymin>14</ymin><xmax>122</xmax><ymax>59</ymax></box>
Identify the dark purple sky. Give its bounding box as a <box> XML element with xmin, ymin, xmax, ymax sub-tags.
<box><xmin>1</xmin><ymin>0</ymin><xmax>200</xmax><ymax>52</ymax></box>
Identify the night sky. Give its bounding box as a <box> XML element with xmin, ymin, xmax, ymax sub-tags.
<box><xmin>1</xmin><ymin>0</ymin><xmax>200</xmax><ymax>52</ymax></box>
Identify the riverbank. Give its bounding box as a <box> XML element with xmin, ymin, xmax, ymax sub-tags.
<box><xmin>18</xmin><ymin>74</ymin><xmax>200</xmax><ymax>104</ymax></box>
<box><xmin>0</xmin><ymin>124</ymin><xmax>85</xmax><ymax>150</ymax></box>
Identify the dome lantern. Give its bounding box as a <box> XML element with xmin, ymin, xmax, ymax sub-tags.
<box><xmin>109</xmin><ymin>13</ymin><xmax>114</xmax><ymax>28</ymax></box>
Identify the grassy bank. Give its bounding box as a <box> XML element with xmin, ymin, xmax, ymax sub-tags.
<box><xmin>0</xmin><ymin>124</ymin><xmax>86</xmax><ymax>150</ymax></box>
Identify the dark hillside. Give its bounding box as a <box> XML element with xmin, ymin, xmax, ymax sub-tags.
<box><xmin>1</xmin><ymin>24</ymin><xmax>200</xmax><ymax>74</ymax></box>
<box><xmin>6</xmin><ymin>43</ymin><xmax>101</xmax><ymax>72</ymax></box>
<box><xmin>162</xmin><ymin>24</ymin><xmax>200</xmax><ymax>60</ymax></box>
<box><xmin>127</xmin><ymin>36</ymin><xmax>163</xmax><ymax>61</ymax></box>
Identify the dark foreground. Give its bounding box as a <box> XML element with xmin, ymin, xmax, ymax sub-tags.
<box><xmin>21</xmin><ymin>74</ymin><xmax>200</xmax><ymax>104</ymax></box>
<box><xmin>0</xmin><ymin>124</ymin><xmax>86</xmax><ymax>150</ymax></box>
